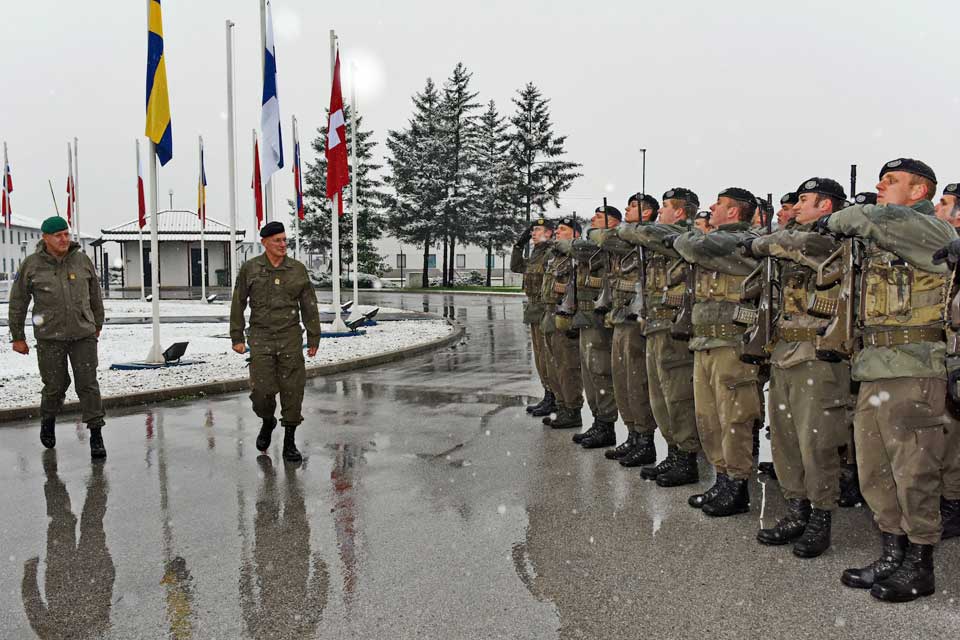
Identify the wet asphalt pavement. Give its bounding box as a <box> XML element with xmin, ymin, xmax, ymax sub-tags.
<box><xmin>1</xmin><ymin>292</ymin><xmax>959</xmax><ymax>639</ymax></box>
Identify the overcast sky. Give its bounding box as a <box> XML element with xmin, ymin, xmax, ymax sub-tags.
<box><xmin>2</xmin><ymin>0</ymin><xmax>959</xmax><ymax>234</ymax></box>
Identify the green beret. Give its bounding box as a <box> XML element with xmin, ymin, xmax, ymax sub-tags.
<box><xmin>41</xmin><ymin>216</ymin><xmax>69</xmax><ymax>234</ymax></box>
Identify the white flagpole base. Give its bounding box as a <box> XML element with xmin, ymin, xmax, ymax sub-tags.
<box><xmin>330</xmin><ymin>316</ymin><xmax>350</xmax><ymax>332</ymax></box>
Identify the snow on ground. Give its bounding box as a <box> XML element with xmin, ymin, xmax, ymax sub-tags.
<box><xmin>0</xmin><ymin>319</ymin><xmax>454</xmax><ymax>411</ymax></box>
<box><xmin>0</xmin><ymin>299</ymin><xmax>402</xmax><ymax>319</ymax></box>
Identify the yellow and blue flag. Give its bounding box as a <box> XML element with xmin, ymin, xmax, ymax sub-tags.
<box><xmin>145</xmin><ymin>0</ymin><xmax>172</xmax><ymax>165</ymax></box>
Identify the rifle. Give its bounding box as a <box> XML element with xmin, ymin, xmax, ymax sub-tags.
<box><xmin>671</xmin><ymin>262</ymin><xmax>696</xmax><ymax>340</ymax></box>
<box><xmin>738</xmin><ymin>206</ymin><xmax>777</xmax><ymax>365</ymax></box>
<box><xmin>592</xmin><ymin>198</ymin><xmax>613</xmax><ymax>314</ymax></box>
<box><xmin>807</xmin><ymin>237</ymin><xmax>860</xmax><ymax>360</ymax></box>
<box><xmin>556</xmin><ymin>258</ymin><xmax>577</xmax><ymax>317</ymax></box>
<box><xmin>625</xmin><ymin>244</ymin><xmax>647</xmax><ymax>326</ymax></box>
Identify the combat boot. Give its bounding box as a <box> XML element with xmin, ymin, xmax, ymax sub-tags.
<box><xmin>530</xmin><ymin>392</ymin><xmax>557</xmax><ymax>417</ymax></box>
<box><xmin>656</xmin><ymin>450</ymin><xmax>699</xmax><ymax>487</ymax></box>
<box><xmin>793</xmin><ymin>508</ymin><xmax>832</xmax><ymax>558</ymax></box>
<box><xmin>256</xmin><ymin>416</ymin><xmax>278</xmax><ymax>452</ymax></box>
<box><xmin>941</xmin><ymin>497</ymin><xmax>960</xmax><ymax>540</ymax></box>
<box><xmin>841</xmin><ymin>532</ymin><xmax>907</xmax><ymax>589</ymax></box>
<box><xmin>641</xmin><ymin>445</ymin><xmax>677</xmax><ymax>480</ymax></box>
<box><xmin>702</xmin><ymin>478</ymin><xmax>750</xmax><ymax>517</ymax></box>
<box><xmin>549</xmin><ymin>407</ymin><xmax>582</xmax><ymax>430</ymax></box>
<box><xmin>282</xmin><ymin>426</ymin><xmax>303</xmax><ymax>462</ymax></box>
<box><xmin>838</xmin><ymin>464</ymin><xmax>864</xmax><ymax>507</ymax></box>
<box><xmin>605</xmin><ymin>430</ymin><xmax>639</xmax><ymax>460</ymax></box>
<box><xmin>689</xmin><ymin>473</ymin><xmax>728</xmax><ymax>508</ymax></box>
<box><xmin>572</xmin><ymin>421</ymin><xmax>602</xmax><ymax>444</ymax></box>
<box><xmin>870</xmin><ymin>543</ymin><xmax>935</xmax><ymax>603</ymax></box>
<box><xmin>619</xmin><ymin>433</ymin><xmax>656</xmax><ymax>467</ymax></box>
<box><xmin>757</xmin><ymin>498</ymin><xmax>810</xmax><ymax>546</ymax></box>
<box><xmin>40</xmin><ymin>417</ymin><xmax>56</xmax><ymax>449</ymax></box>
<box><xmin>580</xmin><ymin>421</ymin><xmax>617</xmax><ymax>449</ymax></box>
<box><xmin>526</xmin><ymin>390</ymin><xmax>550</xmax><ymax>413</ymax></box>
<box><xmin>89</xmin><ymin>427</ymin><xmax>107</xmax><ymax>460</ymax></box>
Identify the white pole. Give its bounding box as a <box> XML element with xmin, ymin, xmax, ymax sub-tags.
<box><xmin>329</xmin><ymin>30</ymin><xmax>348</xmax><ymax>332</ymax></box>
<box><xmin>67</xmin><ymin>143</ymin><xmax>74</xmax><ymax>233</ymax></box>
<box><xmin>226</xmin><ymin>19</ymin><xmax>239</xmax><ymax>289</ymax></box>
<box><xmin>292</xmin><ymin>114</ymin><xmax>300</xmax><ymax>261</ymax></box>
<box><xmin>73</xmin><ymin>137</ymin><xmax>81</xmax><ymax>249</ymax></box>
<box><xmin>199</xmin><ymin>135</ymin><xmax>207</xmax><ymax>301</ymax></box>
<box><xmin>258</xmin><ymin>0</ymin><xmax>274</xmax><ymax>225</ymax></box>
<box><xmin>137</xmin><ymin>139</ymin><xmax>146</xmax><ymax>301</ymax></box>
<box><xmin>347</xmin><ymin>61</ymin><xmax>361</xmax><ymax>323</ymax></box>
<box><xmin>146</xmin><ymin>141</ymin><xmax>163</xmax><ymax>364</ymax></box>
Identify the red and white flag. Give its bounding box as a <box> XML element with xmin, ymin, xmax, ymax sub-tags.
<box><xmin>252</xmin><ymin>137</ymin><xmax>264</xmax><ymax>229</ymax></box>
<box><xmin>66</xmin><ymin>174</ymin><xmax>75</xmax><ymax>225</ymax></box>
<box><xmin>137</xmin><ymin>147</ymin><xmax>147</xmax><ymax>229</ymax></box>
<box><xmin>1</xmin><ymin>148</ymin><xmax>12</xmax><ymax>229</ymax></box>
<box><xmin>325</xmin><ymin>50</ymin><xmax>349</xmax><ymax>216</ymax></box>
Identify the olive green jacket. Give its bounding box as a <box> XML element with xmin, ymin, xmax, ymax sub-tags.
<box><xmin>674</xmin><ymin>222</ymin><xmax>759</xmax><ymax>351</ymax></box>
<box><xmin>570</xmin><ymin>230</ymin><xmax>610</xmax><ymax>330</ymax></box>
<box><xmin>230</xmin><ymin>254</ymin><xmax>322</xmax><ymax>348</ymax></box>
<box><xmin>510</xmin><ymin>241</ymin><xmax>553</xmax><ymax>324</ymax></box>
<box><xmin>618</xmin><ymin>221</ymin><xmax>690</xmax><ymax>334</ymax></box>
<box><xmin>827</xmin><ymin>200</ymin><xmax>957</xmax><ymax>381</ymax></box>
<box><xmin>8</xmin><ymin>241</ymin><xmax>104</xmax><ymax>342</ymax></box>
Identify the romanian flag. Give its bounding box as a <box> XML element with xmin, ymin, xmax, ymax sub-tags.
<box><xmin>145</xmin><ymin>0</ymin><xmax>173</xmax><ymax>166</ymax></box>
<box><xmin>252</xmin><ymin>138</ymin><xmax>263</xmax><ymax>229</ymax></box>
<box><xmin>293</xmin><ymin>128</ymin><xmax>304</xmax><ymax>220</ymax></box>
<box><xmin>1</xmin><ymin>151</ymin><xmax>12</xmax><ymax>229</ymax></box>
<box><xmin>197</xmin><ymin>138</ymin><xmax>207</xmax><ymax>227</ymax></box>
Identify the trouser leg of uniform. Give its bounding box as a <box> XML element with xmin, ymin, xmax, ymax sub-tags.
<box><xmin>711</xmin><ymin>347</ymin><xmax>760</xmax><ymax>481</ymax></box>
<box><xmin>855</xmin><ymin>378</ymin><xmax>946</xmax><ymax>545</ymax></box>
<box><xmin>276</xmin><ymin>332</ymin><xmax>307</xmax><ymax>427</ymax></box>
<box><xmin>648</xmin><ymin>330</ymin><xmax>699</xmax><ymax>452</ymax></box>
<box><xmin>769</xmin><ymin>367</ymin><xmax>802</xmax><ymax>499</ymax></box>
<box><xmin>530</xmin><ymin>323</ymin><xmax>555</xmax><ymax>393</ymax></box>
<box><xmin>943</xmin><ymin>407</ymin><xmax>960</xmax><ymax>500</ymax></box>
<box><xmin>579</xmin><ymin>326</ymin><xmax>618</xmax><ymax>423</ymax></box>
<box><xmin>67</xmin><ymin>336</ymin><xmax>105</xmax><ymax>427</ymax></box>
<box><xmin>611</xmin><ymin>324</ymin><xmax>654</xmax><ymax>434</ymax></box>
<box><xmin>547</xmin><ymin>330</ymin><xmax>583</xmax><ymax>409</ymax></box>
<box><xmin>248</xmin><ymin>337</ymin><xmax>280</xmax><ymax>422</ymax></box>
<box><xmin>694</xmin><ymin>350</ymin><xmax>723</xmax><ymax>473</ymax></box>
<box><xmin>36</xmin><ymin>340</ymin><xmax>70</xmax><ymax>421</ymax></box>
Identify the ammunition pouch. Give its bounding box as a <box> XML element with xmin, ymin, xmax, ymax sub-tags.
<box><xmin>693</xmin><ymin>323</ymin><xmax>743</xmax><ymax>339</ymax></box>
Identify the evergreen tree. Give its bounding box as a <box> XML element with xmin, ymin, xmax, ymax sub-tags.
<box><xmin>468</xmin><ymin>100</ymin><xmax>522</xmax><ymax>285</ymax></box>
<box><xmin>384</xmin><ymin>78</ymin><xmax>447</xmax><ymax>287</ymax></box>
<box><xmin>297</xmin><ymin>106</ymin><xmax>386</xmax><ymax>275</ymax></box>
<box><xmin>508</xmin><ymin>83</ymin><xmax>582</xmax><ymax>224</ymax></box>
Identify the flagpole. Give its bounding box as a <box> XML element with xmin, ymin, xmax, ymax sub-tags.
<box><xmin>47</xmin><ymin>180</ymin><xmax>61</xmax><ymax>216</ymax></box>
<box><xmin>73</xmin><ymin>137</ymin><xmax>81</xmax><ymax>248</ymax></box>
<box><xmin>146</xmin><ymin>141</ymin><xmax>163</xmax><ymax>364</ymax></box>
<box><xmin>259</xmin><ymin>0</ymin><xmax>273</xmax><ymax>225</ymax></box>
<box><xmin>226</xmin><ymin>19</ymin><xmax>239</xmax><ymax>290</ymax></box>
<box><xmin>199</xmin><ymin>135</ymin><xmax>207</xmax><ymax>301</ymax></box>
<box><xmin>67</xmin><ymin>143</ymin><xmax>73</xmax><ymax>229</ymax></box>
<box><xmin>347</xmin><ymin>61</ymin><xmax>361</xmax><ymax>323</ymax></box>
<box><xmin>329</xmin><ymin>29</ymin><xmax>348</xmax><ymax>333</ymax></box>
<box><xmin>292</xmin><ymin>114</ymin><xmax>300</xmax><ymax>261</ymax></box>
<box><xmin>137</xmin><ymin>140</ymin><xmax>146</xmax><ymax>301</ymax></box>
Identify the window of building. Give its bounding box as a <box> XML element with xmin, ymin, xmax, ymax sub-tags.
<box><xmin>455</xmin><ymin>254</ymin><xmax>466</xmax><ymax>269</ymax></box>
<box><xmin>427</xmin><ymin>254</ymin><xmax>437</xmax><ymax>269</ymax></box>
<box><xmin>396</xmin><ymin>253</ymin><xmax>407</xmax><ymax>268</ymax></box>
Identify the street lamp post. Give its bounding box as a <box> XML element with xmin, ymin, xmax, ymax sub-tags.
<box><xmin>168</xmin><ymin>189</ymin><xmax>173</xmax><ymax>210</ymax></box>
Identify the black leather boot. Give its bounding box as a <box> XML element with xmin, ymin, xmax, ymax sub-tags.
<box><xmin>256</xmin><ymin>416</ymin><xmax>278</xmax><ymax>452</ymax></box>
<box><xmin>526</xmin><ymin>390</ymin><xmax>549</xmax><ymax>413</ymax></box>
<box><xmin>702</xmin><ymin>478</ymin><xmax>750</xmax><ymax>517</ymax></box>
<box><xmin>40</xmin><ymin>417</ymin><xmax>56</xmax><ymax>449</ymax></box>
<box><xmin>641</xmin><ymin>445</ymin><xmax>677</xmax><ymax>480</ymax></box>
<box><xmin>619</xmin><ymin>432</ymin><xmax>656</xmax><ymax>466</ymax></box>
<box><xmin>580</xmin><ymin>421</ymin><xmax>617</xmax><ymax>449</ymax></box>
<box><xmin>89</xmin><ymin>427</ymin><xmax>107</xmax><ymax>460</ymax></box>
<box><xmin>656</xmin><ymin>450</ymin><xmax>699</xmax><ymax>487</ymax></box>
<box><xmin>689</xmin><ymin>473</ymin><xmax>728</xmax><ymax>509</ymax></box>
<box><xmin>838</xmin><ymin>464</ymin><xmax>864</xmax><ymax>507</ymax></box>
<box><xmin>282</xmin><ymin>426</ymin><xmax>302</xmax><ymax>462</ymax></box>
<box><xmin>841</xmin><ymin>533</ymin><xmax>907</xmax><ymax>589</ymax></box>
<box><xmin>757</xmin><ymin>498</ymin><xmax>810</xmax><ymax>546</ymax></box>
<box><xmin>605</xmin><ymin>430</ymin><xmax>639</xmax><ymax>460</ymax></box>
<box><xmin>942</xmin><ymin>497</ymin><xmax>960</xmax><ymax>540</ymax></box>
<box><xmin>572</xmin><ymin>421</ymin><xmax>601</xmax><ymax>444</ymax></box>
<box><xmin>793</xmin><ymin>508</ymin><xmax>832</xmax><ymax>558</ymax></box>
<box><xmin>531</xmin><ymin>391</ymin><xmax>557</xmax><ymax>417</ymax></box>
<box><xmin>549</xmin><ymin>407</ymin><xmax>582</xmax><ymax>430</ymax></box>
<box><xmin>871</xmin><ymin>543</ymin><xmax>935</xmax><ymax>602</ymax></box>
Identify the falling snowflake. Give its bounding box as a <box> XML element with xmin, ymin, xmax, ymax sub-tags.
<box><xmin>497</xmin><ymin>505</ymin><xmax>506</xmax><ymax>515</ymax></box>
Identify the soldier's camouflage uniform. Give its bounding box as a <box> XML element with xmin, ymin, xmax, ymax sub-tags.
<box><xmin>511</xmin><ymin>241</ymin><xmax>557</xmax><ymax>396</ymax></box>
<box><xmin>540</xmin><ymin>242</ymin><xmax>583</xmax><ymax>412</ymax></box>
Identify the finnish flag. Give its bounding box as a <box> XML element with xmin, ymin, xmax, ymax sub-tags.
<box><xmin>260</xmin><ymin>1</ymin><xmax>284</xmax><ymax>182</ymax></box>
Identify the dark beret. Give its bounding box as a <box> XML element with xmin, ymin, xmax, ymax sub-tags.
<box><xmin>796</xmin><ymin>177</ymin><xmax>846</xmax><ymax>201</ymax></box>
<box><xmin>662</xmin><ymin>187</ymin><xmax>699</xmax><ymax>208</ymax></box>
<box><xmin>944</xmin><ymin>184</ymin><xmax>960</xmax><ymax>198</ymax></box>
<box><xmin>718</xmin><ymin>187</ymin><xmax>757</xmax><ymax>206</ymax></box>
<box><xmin>531</xmin><ymin>217</ymin><xmax>555</xmax><ymax>231</ymax></box>
<box><xmin>41</xmin><ymin>216</ymin><xmax>69</xmax><ymax>234</ymax></box>
<box><xmin>259</xmin><ymin>221</ymin><xmax>286</xmax><ymax>238</ymax></box>
<box><xmin>695</xmin><ymin>210</ymin><xmax>711</xmax><ymax>220</ymax></box>
<box><xmin>853</xmin><ymin>192</ymin><xmax>878</xmax><ymax>205</ymax></box>
<box><xmin>557</xmin><ymin>216</ymin><xmax>582</xmax><ymax>234</ymax></box>
<box><xmin>595</xmin><ymin>205</ymin><xmax>623</xmax><ymax>220</ymax></box>
<box><xmin>780</xmin><ymin>192</ymin><xmax>799</xmax><ymax>206</ymax></box>
<box><xmin>628</xmin><ymin>193</ymin><xmax>661</xmax><ymax>212</ymax></box>
<box><xmin>879</xmin><ymin>158</ymin><xmax>937</xmax><ymax>184</ymax></box>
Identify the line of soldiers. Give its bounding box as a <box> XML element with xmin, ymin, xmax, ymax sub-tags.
<box><xmin>512</xmin><ymin>157</ymin><xmax>960</xmax><ymax>603</ymax></box>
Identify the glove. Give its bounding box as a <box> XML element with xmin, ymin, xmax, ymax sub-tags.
<box><xmin>738</xmin><ymin>238</ymin><xmax>756</xmax><ymax>259</ymax></box>
<box><xmin>813</xmin><ymin>215</ymin><xmax>832</xmax><ymax>235</ymax></box>
<box><xmin>662</xmin><ymin>233</ymin><xmax>680</xmax><ymax>249</ymax></box>
<box><xmin>516</xmin><ymin>227</ymin><xmax>532</xmax><ymax>246</ymax></box>
<box><xmin>932</xmin><ymin>239</ymin><xmax>960</xmax><ymax>266</ymax></box>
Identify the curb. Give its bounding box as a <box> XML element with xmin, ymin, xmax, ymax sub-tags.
<box><xmin>395</xmin><ymin>289</ymin><xmax>524</xmax><ymax>297</ymax></box>
<box><xmin>0</xmin><ymin>319</ymin><xmax>466</xmax><ymax>424</ymax></box>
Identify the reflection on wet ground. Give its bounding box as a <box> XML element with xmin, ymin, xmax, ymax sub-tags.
<box><xmin>1</xmin><ymin>292</ymin><xmax>958</xmax><ymax>639</ymax></box>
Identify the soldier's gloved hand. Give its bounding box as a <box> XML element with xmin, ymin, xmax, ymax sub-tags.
<box><xmin>232</xmin><ymin>343</ymin><xmax>246</xmax><ymax>355</ymax></box>
<box><xmin>516</xmin><ymin>227</ymin><xmax>532</xmax><ymax>246</ymax></box>
<box><xmin>307</xmin><ymin>346</ymin><xmax>318</xmax><ymax>357</ymax></box>
<box><xmin>813</xmin><ymin>215</ymin><xmax>832</xmax><ymax>235</ymax></box>
<box><xmin>932</xmin><ymin>239</ymin><xmax>960</xmax><ymax>266</ymax></box>
<box><xmin>11</xmin><ymin>340</ymin><xmax>29</xmax><ymax>355</ymax></box>
<box><xmin>738</xmin><ymin>238</ymin><xmax>757</xmax><ymax>259</ymax></box>
<box><xmin>662</xmin><ymin>233</ymin><xmax>680</xmax><ymax>249</ymax></box>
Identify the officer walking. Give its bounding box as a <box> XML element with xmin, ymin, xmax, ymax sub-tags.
<box><xmin>230</xmin><ymin>221</ymin><xmax>321</xmax><ymax>463</ymax></box>
<box><xmin>8</xmin><ymin>216</ymin><xmax>107</xmax><ymax>459</ymax></box>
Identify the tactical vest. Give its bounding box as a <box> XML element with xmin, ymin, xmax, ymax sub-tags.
<box><xmin>576</xmin><ymin>260</ymin><xmax>604</xmax><ymax>314</ymax></box>
<box><xmin>644</xmin><ymin>253</ymin><xmax>686</xmax><ymax>327</ymax></box>
<box><xmin>611</xmin><ymin>251</ymin><xmax>641</xmax><ymax>309</ymax></box>
<box><xmin>695</xmin><ymin>269</ymin><xmax>747</xmax><ymax>304</ymax></box>
<box><xmin>523</xmin><ymin>246</ymin><xmax>548</xmax><ymax>300</ymax></box>
<box><xmin>777</xmin><ymin>261</ymin><xmax>835</xmax><ymax>341</ymax></box>
<box><xmin>541</xmin><ymin>253</ymin><xmax>573</xmax><ymax>305</ymax></box>
<box><xmin>859</xmin><ymin>247</ymin><xmax>948</xmax><ymax>338</ymax></box>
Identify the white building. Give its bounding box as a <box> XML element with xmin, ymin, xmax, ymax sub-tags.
<box><xmin>97</xmin><ymin>210</ymin><xmax>247</xmax><ymax>290</ymax></box>
<box><xmin>374</xmin><ymin>235</ymin><xmax>521</xmax><ymax>286</ymax></box>
<box><xmin>1</xmin><ymin>214</ymin><xmax>96</xmax><ymax>280</ymax></box>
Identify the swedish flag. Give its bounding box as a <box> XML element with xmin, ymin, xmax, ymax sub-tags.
<box><xmin>145</xmin><ymin>0</ymin><xmax>172</xmax><ymax>165</ymax></box>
